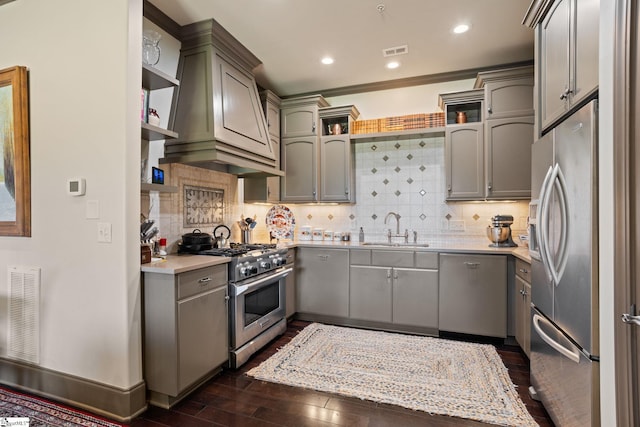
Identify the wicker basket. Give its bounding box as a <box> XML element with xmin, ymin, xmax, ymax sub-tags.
<box><xmin>352</xmin><ymin>112</ymin><xmax>445</xmax><ymax>135</ymax></box>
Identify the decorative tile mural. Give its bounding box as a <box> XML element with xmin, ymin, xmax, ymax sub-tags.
<box><xmin>183</xmin><ymin>185</ymin><xmax>224</xmax><ymax>227</ymax></box>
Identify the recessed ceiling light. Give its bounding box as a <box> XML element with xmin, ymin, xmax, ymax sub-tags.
<box><xmin>321</xmin><ymin>57</ymin><xmax>334</xmax><ymax>65</ymax></box>
<box><xmin>453</xmin><ymin>24</ymin><xmax>470</xmax><ymax>34</ymax></box>
<box><xmin>386</xmin><ymin>61</ymin><xmax>400</xmax><ymax>69</ymax></box>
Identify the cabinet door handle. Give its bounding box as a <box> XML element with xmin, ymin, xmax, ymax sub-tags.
<box><xmin>487</xmin><ymin>182</ymin><xmax>492</xmax><ymax>192</ymax></box>
<box><xmin>198</xmin><ymin>277</ymin><xmax>212</xmax><ymax>284</ymax></box>
<box><xmin>345</xmin><ymin>188</ymin><xmax>349</xmax><ymax>194</ymax></box>
<box><xmin>559</xmin><ymin>88</ymin><xmax>573</xmax><ymax>100</ymax></box>
<box><xmin>312</xmin><ymin>121</ymin><xmax>316</xmax><ymax>133</ymax></box>
<box><xmin>318</xmin><ymin>254</ymin><xmax>329</xmax><ymax>261</ymax></box>
<box><xmin>487</xmin><ymin>105</ymin><xmax>492</xmax><ymax>114</ymax></box>
<box><xmin>447</xmin><ymin>185</ymin><xmax>452</xmax><ymax>192</ymax></box>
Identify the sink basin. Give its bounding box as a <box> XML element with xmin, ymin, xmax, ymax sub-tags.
<box><xmin>361</xmin><ymin>242</ymin><xmax>430</xmax><ymax>248</ymax></box>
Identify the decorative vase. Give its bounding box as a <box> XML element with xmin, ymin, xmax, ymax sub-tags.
<box><xmin>142</xmin><ymin>30</ymin><xmax>161</xmax><ymax>66</ymax></box>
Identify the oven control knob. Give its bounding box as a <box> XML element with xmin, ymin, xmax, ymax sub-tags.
<box><xmin>250</xmin><ymin>265</ymin><xmax>258</xmax><ymax>275</ymax></box>
<box><xmin>260</xmin><ymin>261</ymin><xmax>271</xmax><ymax>269</ymax></box>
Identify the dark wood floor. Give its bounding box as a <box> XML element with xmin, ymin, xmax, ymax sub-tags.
<box><xmin>129</xmin><ymin>320</ymin><xmax>554</xmax><ymax>427</ymax></box>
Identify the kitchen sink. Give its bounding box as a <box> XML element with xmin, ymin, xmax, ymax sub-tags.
<box><xmin>361</xmin><ymin>242</ymin><xmax>430</xmax><ymax>248</ymax></box>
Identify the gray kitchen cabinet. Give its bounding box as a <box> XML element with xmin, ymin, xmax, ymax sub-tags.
<box><xmin>474</xmin><ymin>66</ymin><xmax>534</xmax><ymax>200</ymax></box>
<box><xmin>280</xmin><ymin>136</ymin><xmax>318</xmax><ymax>202</ymax></box>
<box><xmin>280</xmin><ymin>101</ymin><xmax>359</xmax><ymax>203</ymax></box>
<box><xmin>349</xmin><ymin>266</ymin><xmax>392</xmax><ymax>322</ymax></box>
<box><xmin>349</xmin><ymin>250</ymin><xmax>439</xmax><ymax>330</ymax></box>
<box><xmin>143</xmin><ymin>264</ymin><xmax>228</xmax><ymax>408</ymax></box>
<box><xmin>280</xmin><ymin>96</ymin><xmax>327</xmax><ymax>202</ymax></box>
<box><xmin>439</xmin><ymin>89</ymin><xmax>485</xmax><ymax>201</ymax></box>
<box><xmin>281</xmin><ymin>95</ymin><xmax>329</xmax><ymax>138</ymax></box>
<box><xmin>475</xmin><ymin>67</ymin><xmax>534</xmax><ymax>120</ymax></box>
<box><xmin>535</xmin><ymin>0</ymin><xmax>599</xmax><ymax>132</ymax></box>
<box><xmin>319</xmin><ymin>136</ymin><xmax>354</xmax><ymax>202</ymax></box>
<box><xmin>514</xmin><ymin>258</ymin><xmax>532</xmax><ymax>357</ymax></box>
<box><xmin>296</xmin><ymin>247</ymin><xmax>349</xmax><ymax>318</ymax></box>
<box><xmin>485</xmin><ymin>117</ymin><xmax>534</xmax><ymax>199</ymax></box>
<box><xmin>243</xmin><ymin>90</ymin><xmax>282</xmax><ymax>203</ymax></box>
<box><xmin>439</xmin><ymin>253</ymin><xmax>507</xmax><ymax>338</ymax></box>
<box><xmin>445</xmin><ymin>123</ymin><xmax>485</xmax><ymax>200</ymax></box>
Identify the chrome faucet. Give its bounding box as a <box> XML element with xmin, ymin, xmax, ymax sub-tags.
<box><xmin>384</xmin><ymin>212</ymin><xmax>409</xmax><ymax>243</ymax></box>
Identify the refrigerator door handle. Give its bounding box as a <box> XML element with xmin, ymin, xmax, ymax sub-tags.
<box><xmin>538</xmin><ymin>165</ymin><xmax>555</xmax><ymax>282</ymax></box>
<box><xmin>533</xmin><ymin>313</ymin><xmax>581</xmax><ymax>363</ymax></box>
<box><xmin>552</xmin><ymin>165</ymin><xmax>570</xmax><ymax>285</ymax></box>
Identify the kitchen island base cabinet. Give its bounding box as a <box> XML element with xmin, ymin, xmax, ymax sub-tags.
<box><xmin>439</xmin><ymin>254</ymin><xmax>507</xmax><ymax>338</ymax></box>
<box><xmin>296</xmin><ymin>247</ymin><xmax>349</xmax><ymax>318</ymax></box>
<box><xmin>143</xmin><ymin>264</ymin><xmax>228</xmax><ymax>408</ymax></box>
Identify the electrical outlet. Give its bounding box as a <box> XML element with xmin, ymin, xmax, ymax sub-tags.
<box><xmin>97</xmin><ymin>222</ymin><xmax>112</xmax><ymax>243</ymax></box>
<box><xmin>449</xmin><ymin>220</ymin><xmax>465</xmax><ymax>231</ymax></box>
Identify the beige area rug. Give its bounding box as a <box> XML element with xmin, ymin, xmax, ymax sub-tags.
<box><xmin>247</xmin><ymin>323</ymin><xmax>538</xmax><ymax>427</ymax></box>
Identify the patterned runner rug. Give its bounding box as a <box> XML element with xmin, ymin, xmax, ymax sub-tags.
<box><xmin>248</xmin><ymin>323</ymin><xmax>538</xmax><ymax>427</ymax></box>
<box><xmin>0</xmin><ymin>386</ymin><xmax>124</xmax><ymax>427</ymax></box>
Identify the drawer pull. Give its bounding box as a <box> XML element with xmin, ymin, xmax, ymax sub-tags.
<box><xmin>198</xmin><ymin>277</ymin><xmax>212</xmax><ymax>284</ymax></box>
<box><xmin>464</xmin><ymin>262</ymin><xmax>480</xmax><ymax>268</ymax></box>
<box><xmin>518</xmin><ymin>268</ymin><xmax>529</xmax><ymax>274</ymax></box>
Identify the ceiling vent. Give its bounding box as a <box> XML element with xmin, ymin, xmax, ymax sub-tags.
<box><xmin>383</xmin><ymin>45</ymin><xmax>409</xmax><ymax>57</ymax></box>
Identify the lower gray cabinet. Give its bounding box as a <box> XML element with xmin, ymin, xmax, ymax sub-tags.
<box><xmin>349</xmin><ymin>266</ymin><xmax>438</xmax><ymax>329</ymax></box>
<box><xmin>393</xmin><ymin>268</ymin><xmax>438</xmax><ymax>328</ymax></box>
<box><xmin>296</xmin><ymin>247</ymin><xmax>349</xmax><ymax>317</ymax></box>
<box><xmin>439</xmin><ymin>253</ymin><xmax>507</xmax><ymax>338</ymax></box>
<box><xmin>143</xmin><ymin>264</ymin><xmax>228</xmax><ymax>408</ymax></box>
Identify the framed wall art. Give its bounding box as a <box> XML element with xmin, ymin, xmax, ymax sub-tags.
<box><xmin>0</xmin><ymin>66</ymin><xmax>31</xmax><ymax>237</ymax></box>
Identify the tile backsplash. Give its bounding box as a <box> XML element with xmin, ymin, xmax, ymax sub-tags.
<box><xmin>144</xmin><ymin>136</ymin><xmax>529</xmax><ymax>250</ymax></box>
<box><xmin>240</xmin><ymin>135</ymin><xmax>530</xmax><ymax>245</ymax></box>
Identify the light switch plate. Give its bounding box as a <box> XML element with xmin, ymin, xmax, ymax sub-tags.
<box><xmin>86</xmin><ymin>200</ymin><xmax>99</xmax><ymax>219</ymax></box>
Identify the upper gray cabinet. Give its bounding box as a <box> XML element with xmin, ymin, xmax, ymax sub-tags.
<box><xmin>525</xmin><ymin>0</ymin><xmax>599</xmax><ymax>134</ymax></box>
<box><xmin>280</xmin><ymin>97</ymin><xmax>359</xmax><ymax>203</ymax></box>
<box><xmin>318</xmin><ymin>105</ymin><xmax>360</xmax><ymax>203</ymax></box>
<box><xmin>281</xmin><ymin>95</ymin><xmax>329</xmax><ymax>138</ymax></box>
<box><xmin>439</xmin><ymin>89</ymin><xmax>485</xmax><ymax>200</ymax></box>
<box><xmin>475</xmin><ymin>66</ymin><xmax>534</xmax><ymax>200</ymax></box>
<box><xmin>475</xmin><ymin>67</ymin><xmax>534</xmax><ymax>120</ymax></box>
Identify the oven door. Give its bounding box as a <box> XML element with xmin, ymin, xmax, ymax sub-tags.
<box><xmin>229</xmin><ymin>267</ymin><xmax>291</xmax><ymax>350</ymax></box>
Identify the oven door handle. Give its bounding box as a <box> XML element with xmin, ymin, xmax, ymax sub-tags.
<box><xmin>231</xmin><ymin>267</ymin><xmax>292</xmax><ymax>297</ymax></box>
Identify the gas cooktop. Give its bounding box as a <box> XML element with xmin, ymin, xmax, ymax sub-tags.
<box><xmin>195</xmin><ymin>243</ymin><xmax>278</xmax><ymax>258</ymax></box>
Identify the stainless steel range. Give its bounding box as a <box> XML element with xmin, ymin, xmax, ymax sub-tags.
<box><xmin>194</xmin><ymin>243</ymin><xmax>291</xmax><ymax>368</ymax></box>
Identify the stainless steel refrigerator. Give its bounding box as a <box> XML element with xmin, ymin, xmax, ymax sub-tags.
<box><xmin>528</xmin><ymin>99</ymin><xmax>599</xmax><ymax>426</ymax></box>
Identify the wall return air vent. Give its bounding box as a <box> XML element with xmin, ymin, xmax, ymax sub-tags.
<box><xmin>383</xmin><ymin>45</ymin><xmax>409</xmax><ymax>57</ymax></box>
<box><xmin>7</xmin><ymin>266</ymin><xmax>41</xmax><ymax>364</ymax></box>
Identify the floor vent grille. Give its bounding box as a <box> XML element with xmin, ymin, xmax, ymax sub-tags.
<box><xmin>7</xmin><ymin>266</ymin><xmax>41</xmax><ymax>364</ymax></box>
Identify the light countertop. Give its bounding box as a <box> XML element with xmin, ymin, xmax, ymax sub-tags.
<box><xmin>141</xmin><ymin>237</ymin><xmax>530</xmax><ymax>275</ymax></box>
<box><xmin>290</xmin><ymin>239</ymin><xmax>531</xmax><ymax>263</ymax></box>
<box><xmin>141</xmin><ymin>254</ymin><xmax>231</xmax><ymax>275</ymax></box>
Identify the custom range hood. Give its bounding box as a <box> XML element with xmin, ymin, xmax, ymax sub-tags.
<box><xmin>161</xmin><ymin>19</ymin><xmax>283</xmax><ymax>177</ymax></box>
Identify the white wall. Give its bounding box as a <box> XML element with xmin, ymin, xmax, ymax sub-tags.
<box><xmin>0</xmin><ymin>0</ymin><xmax>142</xmax><ymax>389</ymax></box>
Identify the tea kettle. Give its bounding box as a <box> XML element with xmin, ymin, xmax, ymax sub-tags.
<box><xmin>213</xmin><ymin>225</ymin><xmax>231</xmax><ymax>248</ymax></box>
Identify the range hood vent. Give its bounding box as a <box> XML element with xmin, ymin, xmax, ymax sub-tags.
<box><xmin>161</xmin><ymin>19</ymin><xmax>283</xmax><ymax>177</ymax></box>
